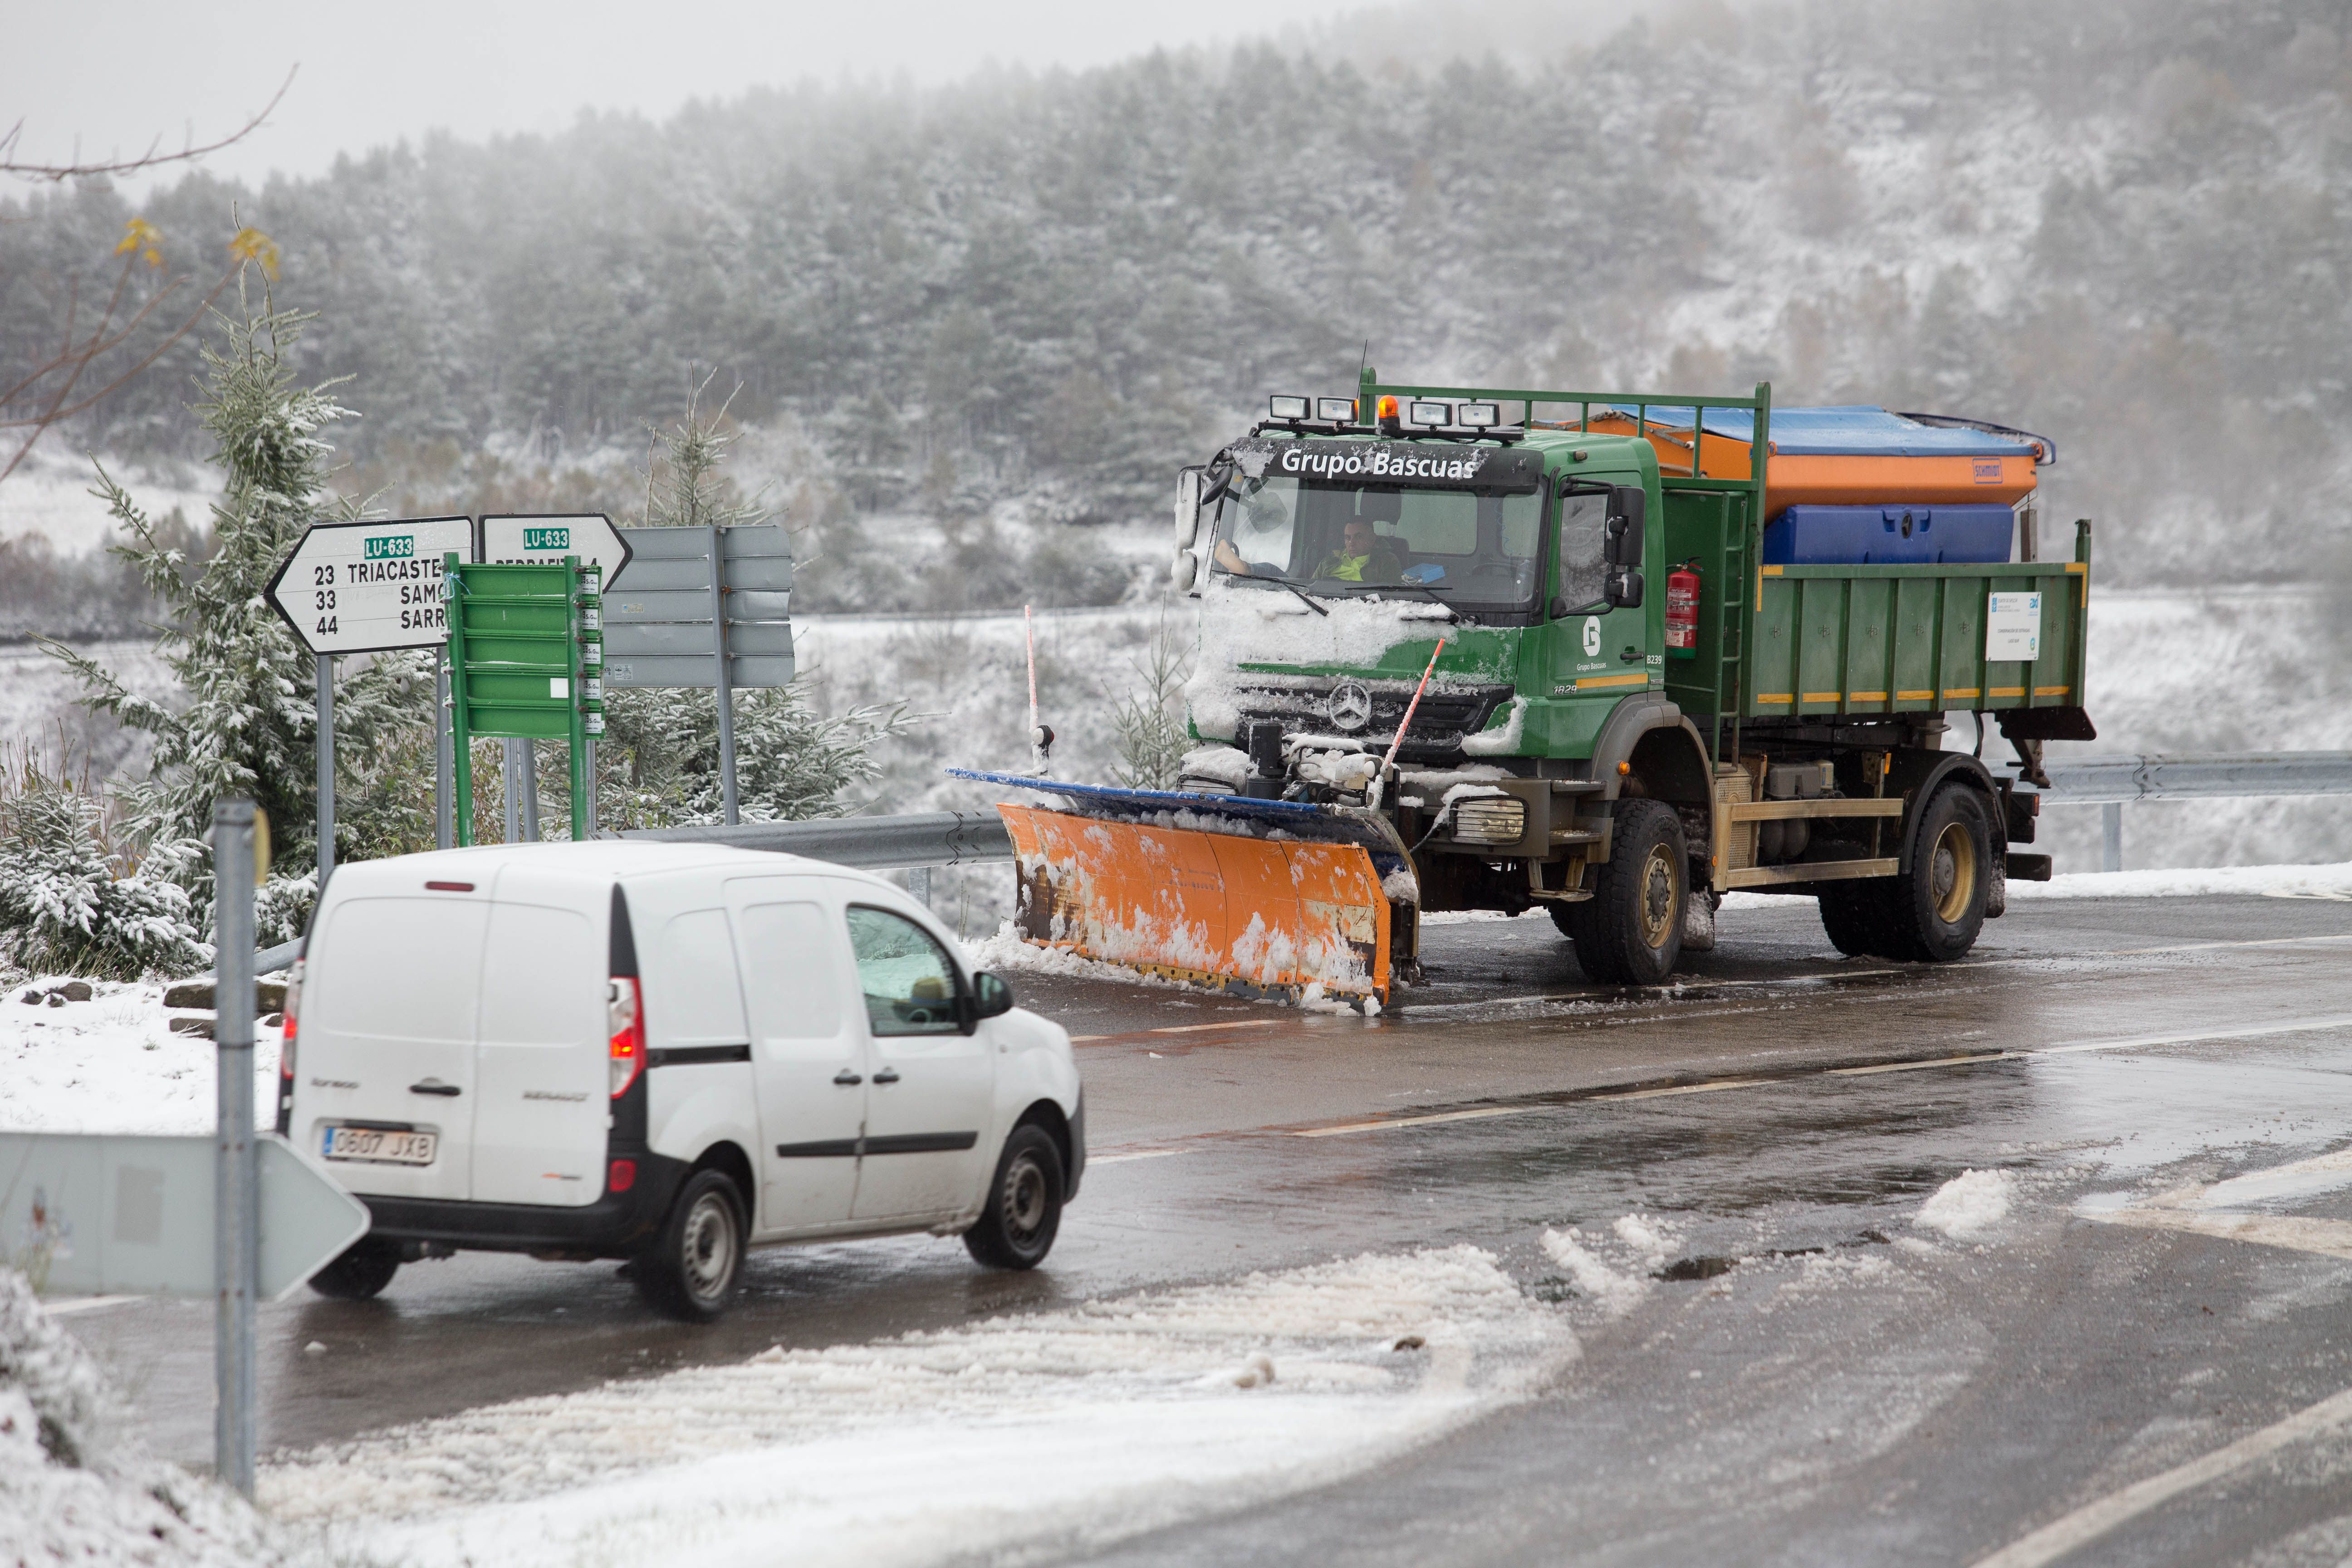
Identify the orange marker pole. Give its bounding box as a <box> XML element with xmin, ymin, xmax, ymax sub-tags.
<box><xmin>1381</xmin><ymin>637</ymin><xmax>1447</xmax><ymax>776</ymax></box>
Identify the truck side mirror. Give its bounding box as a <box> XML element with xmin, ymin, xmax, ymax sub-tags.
<box><xmin>1606</xmin><ymin>567</ymin><xmax>1644</xmax><ymax>610</ymax></box>
<box><xmin>1606</xmin><ymin>486</ymin><xmax>1646</xmax><ymax>567</ymax></box>
<box><xmin>1175</xmin><ymin>468</ymin><xmax>1204</xmax><ymax>547</ymax></box>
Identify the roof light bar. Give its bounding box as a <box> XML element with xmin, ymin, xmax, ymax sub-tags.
<box><xmin>1316</xmin><ymin>397</ymin><xmax>1357</xmax><ymax>422</ymax></box>
<box><xmin>1407</xmin><ymin>400</ymin><xmax>1452</xmax><ymax>426</ymax></box>
<box><xmin>1457</xmin><ymin>402</ymin><xmax>1501</xmax><ymax>428</ymax></box>
<box><xmin>1268</xmin><ymin>395</ymin><xmax>1310</xmax><ymax>421</ymax></box>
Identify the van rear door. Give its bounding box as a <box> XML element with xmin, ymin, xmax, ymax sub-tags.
<box><xmin>298</xmin><ymin>892</ymin><xmax>489</xmax><ymax>1201</ymax></box>
<box><xmin>470</xmin><ymin>897</ymin><xmax>607</xmax><ymax>1206</ymax></box>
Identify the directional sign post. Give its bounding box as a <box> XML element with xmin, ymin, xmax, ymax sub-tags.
<box><xmin>604</xmin><ymin>524</ymin><xmax>794</xmax><ymax>825</ymax></box>
<box><xmin>444</xmin><ymin>554</ymin><xmax>601</xmax><ymax>841</ymax></box>
<box><xmin>266</xmin><ymin>517</ymin><xmax>477</xmax><ymax>876</ymax></box>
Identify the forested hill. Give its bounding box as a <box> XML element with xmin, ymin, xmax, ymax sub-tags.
<box><xmin>4</xmin><ymin>0</ymin><xmax>2347</xmax><ymax>583</ymax></box>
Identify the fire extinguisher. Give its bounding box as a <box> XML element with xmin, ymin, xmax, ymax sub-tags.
<box><xmin>1666</xmin><ymin>559</ymin><xmax>1701</xmax><ymax>657</ymax></box>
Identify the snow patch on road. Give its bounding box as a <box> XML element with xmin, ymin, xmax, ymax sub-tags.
<box><xmin>1540</xmin><ymin>1227</ymin><xmax>1652</xmax><ymax>1318</ymax></box>
<box><xmin>264</xmin><ymin>1246</ymin><xmax>1574</xmax><ymax>1568</ymax></box>
<box><xmin>2005</xmin><ymin>861</ymin><xmax>2352</xmax><ymax>902</ymax></box>
<box><xmin>1914</xmin><ymin>1169</ymin><xmax>2015</xmax><ymax>1241</ymax></box>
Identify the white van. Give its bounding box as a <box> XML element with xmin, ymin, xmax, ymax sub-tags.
<box><xmin>276</xmin><ymin>842</ymin><xmax>1083</xmax><ymax>1320</ymax></box>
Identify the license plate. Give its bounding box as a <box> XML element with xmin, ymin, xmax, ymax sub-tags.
<box><xmin>322</xmin><ymin>1125</ymin><xmax>438</xmax><ymax>1166</ymax></box>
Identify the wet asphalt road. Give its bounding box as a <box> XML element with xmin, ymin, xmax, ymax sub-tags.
<box><xmin>65</xmin><ymin>890</ymin><xmax>2352</xmax><ymax>1565</ymax></box>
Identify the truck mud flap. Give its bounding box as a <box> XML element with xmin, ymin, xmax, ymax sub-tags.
<box><xmin>997</xmin><ymin>803</ymin><xmax>1392</xmax><ymax>1009</ymax></box>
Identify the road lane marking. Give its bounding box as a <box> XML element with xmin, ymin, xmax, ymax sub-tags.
<box><xmin>2107</xmin><ymin>933</ymin><xmax>2352</xmax><ymax>956</ymax></box>
<box><xmin>1088</xmin><ymin>1148</ymin><xmax>1193</xmax><ymax>1166</ymax></box>
<box><xmin>2087</xmin><ymin>1209</ymin><xmax>2352</xmax><ymax>1261</ymax></box>
<box><xmin>1288</xmin><ymin>1012</ymin><xmax>2352</xmax><ymax>1138</ymax></box>
<box><xmin>1967</xmin><ymin>1384</ymin><xmax>2352</xmax><ymax>1568</ymax></box>
<box><xmin>1586</xmin><ymin>1078</ymin><xmax>1774</xmax><ymax>1102</ymax></box>
<box><xmin>1073</xmin><ymin>1020</ymin><xmax>1279</xmax><ymax>1043</ymax></box>
<box><xmin>40</xmin><ymin>1295</ymin><xmax>139</xmax><ymax>1317</ymax></box>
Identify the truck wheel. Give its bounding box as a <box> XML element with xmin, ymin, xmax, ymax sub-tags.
<box><xmin>1817</xmin><ymin>880</ymin><xmax>1896</xmax><ymax>958</ymax></box>
<box><xmin>1885</xmin><ymin>784</ymin><xmax>1992</xmax><ymax>962</ymax></box>
<box><xmin>964</xmin><ymin>1125</ymin><xmax>1064</xmax><ymax>1270</ymax></box>
<box><xmin>1565</xmin><ymin>798</ymin><xmax>1686</xmax><ymax>985</ymax></box>
<box><xmin>309</xmin><ymin>1237</ymin><xmax>402</xmax><ymax>1300</ymax></box>
<box><xmin>636</xmin><ymin>1169</ymin><xmax>746</xmax><ymax>1322</ymax></box>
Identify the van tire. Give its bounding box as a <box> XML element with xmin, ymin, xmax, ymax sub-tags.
<box><xmin>636</xmin><ymin>1169</ymin><xmax>746</xmax><ymax>1322</ymax></box>
<box><xmin>1563</xmin><ymin>799</ymin><xmax>1686</xmax><ymax>985</ymax></box>
<box><xmin>309</xmin><ymin>1237</ymin><xmax>402</xmax><ymax>1300</ymax></box>
<box><xmin>965</xmin><ymin>1125</ymin><xmax>1064</xmax><ymax>1271</ymax></box>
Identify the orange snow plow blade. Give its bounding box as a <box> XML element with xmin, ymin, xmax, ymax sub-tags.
<box><xmin>998</xmin><ymin>804</ymin><xmax>1392</xmax><ymax>1009</ymax></box>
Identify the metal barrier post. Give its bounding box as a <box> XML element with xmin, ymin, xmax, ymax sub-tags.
<box><xmin>2102</xmin><ymin>801</ymin><xmax>2123</xmax><ymax>873</ymax></box>
<box><xmin>212</xmin><ymin>800</ymin><xmax>258</xmax><ymax>1496</ymax></box>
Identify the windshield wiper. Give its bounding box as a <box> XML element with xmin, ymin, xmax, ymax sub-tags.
<box><xmin>1383</xmin><ymin>580</ymin><xmax>1460</xmax><ymax>621</ymax></box>
<box><xmin>1259</xmin><ymin>574</ymin><xmax>1331</xmax><ymax>616</ymax></box>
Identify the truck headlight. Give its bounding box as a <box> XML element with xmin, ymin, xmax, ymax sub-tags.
<box><xmin>1317</xmin><ymin>397</ymin><xmax>1357</xmax><ymax>422</ymax></box>
<box><xmin>1408</xmin><ymin>400</ymin><xmax>1452</xmax><ymax>426</ymax></box>
<box><xmin>1268</xmin><ymin>395</ymin><xmax>1310</xmax><ymax>421</ymax></box>
<box><xmin>1452</xmin><ymin>798</ymin><xmax>1526</xmax><ymax>845</ymax></box>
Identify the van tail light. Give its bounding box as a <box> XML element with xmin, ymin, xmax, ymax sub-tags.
<box><xmin>608</xmin><ymin>1158</ymin><xmax>637</xmax><ymax>1193</ymax></box>
<box><xmin>608</xmin><ymin>975</ymin><xmax>644</xmax><ymax>1098</ymax></box>
<box><xmin>279</xmin><ymin>958</ymin><xmax>304</xmax><ymax>1084</ymax></box>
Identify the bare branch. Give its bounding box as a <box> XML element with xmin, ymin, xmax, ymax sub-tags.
<box><xmin>0</xmin><ymin>67</ymin><xmax>297</xmax><ymax>183</ymax></box>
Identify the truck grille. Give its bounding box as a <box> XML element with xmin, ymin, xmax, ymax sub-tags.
<box><xmin>1231</xmin><ymin>681</ymin><xmax>1515</xmax><ymax>761</ymax></box>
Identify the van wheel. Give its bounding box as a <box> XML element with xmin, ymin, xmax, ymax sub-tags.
<box><xmin>1884</xmin><ymin>784</ymin><xmax>1992</xmax><ymax>962</ymax></box>
<box><xmin>636</xmin><ymin>1170</ymin><xmax>746</xmax><ymax>1322</ymax></box>
<box><xmin>965</xmin><ymin>1125</ymin><xmax>1064</xmax><ymax>1271</ymax></box>
<box><xmin>309</xmin><ymin>1237</ymin><xmax>402</xmax><ymax>1300</ymax></box>
<box><xmin>1564</xmin><ymin>799</ymin><xmax>1686</xmax><ymax>985</ymax></box>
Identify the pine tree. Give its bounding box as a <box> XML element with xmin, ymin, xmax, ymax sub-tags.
<box><xmin>44</xmin><ymin>272</ymin><xmax>431</xmax><ymax>914</ymax></box>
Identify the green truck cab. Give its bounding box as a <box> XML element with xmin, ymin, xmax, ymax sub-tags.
<box><xmin>1173</xmin><ymin>373</ymin><xmax>2091</xmax><ymax>984</ymax></box>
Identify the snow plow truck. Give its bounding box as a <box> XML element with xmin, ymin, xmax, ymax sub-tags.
<box><xmin>960</xmin><ymin>371</ymin><xmax>2090</xmax><ymax>1009</ymax></box>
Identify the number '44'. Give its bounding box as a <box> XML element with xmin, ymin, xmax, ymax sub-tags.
<box><xmin>315</xmin><ymin>615</ymin><xmax>339</xmax><ymax>635</ymax></box>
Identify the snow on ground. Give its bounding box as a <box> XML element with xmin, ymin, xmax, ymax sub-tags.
<box><xmin>261</xmin><ymin>1245</ymin><xmax>1574</xmax><ymax>1568</ymax></box>
<box><xmin>0</xmin><ymin>981</ymin><xmax>279</xmax><ymax>1136</ymax></box>
<box><xmin>0</xmin><ymin>1268</ymin><xmax>287</xmax><ymax>1567</ymax></box>
<box><xmin>1914</xmin><ymin>1170</ymin><xmax>2015</xmax><ymax>1242</ymax></box>
<box><xmin>1539</xmin><ymin>1228</ymin><xmax>1651</xmax><ymax>1319</ymax></box>
<box><xmin>0</xmin><ymin>436</ymin><xmax>220</xmax><ymax>554</ymax></box>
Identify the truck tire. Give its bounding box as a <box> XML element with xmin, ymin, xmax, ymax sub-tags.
<box><xmin>636</xmin><ymin>1169</ymin><xmax>746</xmax><ymax>1322</ymax></box>
<box><xmin>309</xmin><ymin>1237</ymin><xmax>402</xmax><ymax>1300</ymax></box>
<box><xmin>965</xmin><ymin>1124</ymin><xmax>1064</xmax><ymax>1270</ymax></box>
<box><xmin>1884</xmin><ymin>784</ymin><xmax>1993</xmax><ymax>962</ymax></box>
<box><xmin>1816</xmin><ymin>880</ymin><xmax>1896</xmax><ymax>958</ymax></box>
<box><xmin>1564</xmin><ymin>798</ymin><xmax>1686</xmax><ymax>985</ymax></box>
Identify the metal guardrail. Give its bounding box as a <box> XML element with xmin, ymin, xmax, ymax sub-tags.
<box><xmin>2019</xmin><ymin>751</ymin><xmax>2352</xmax><ymax>872</ymax></box>
<box><xmin>623</xmin><ymin>810</ymin><xmax>1015</xmax><ymax>870</ymax></box>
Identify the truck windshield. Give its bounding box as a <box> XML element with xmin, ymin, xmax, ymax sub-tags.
<box><xmin>1210</xmin><ymin>474</ymin><xmax>1544</xmax><ymax>612</ymax></box>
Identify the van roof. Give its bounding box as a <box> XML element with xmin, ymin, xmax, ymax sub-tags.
<box><xmin>324</xmin><ymin>840</ymin><xmax>882</xmax><ymax>896</ymax></box>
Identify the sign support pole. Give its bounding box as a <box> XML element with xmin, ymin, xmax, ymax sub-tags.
<box><xmin>212</xmin><ymin>799</ymin><xmax>258</xmax><ymax>1498</ymax></box>
<box><xmin>502</xmin><ymin>740</ymin><xmax>523</xmax><ymax>843</ymax></box>
<box><xmin>434</xmin><ymin>655</ymin><xmax>453</xmax><ymax>851</ymax></box>
<box><xmin>314</xmin><ymin>654</ymin><xmax>334</xmax><ymax>885</ymax></box>
<box><xmin>709</xmin><ymin>524</ymin><xmax>739</xmax><ymax>825</ymax></box>
<box><xmin>520</xmin><ymin>741</ymin><xmax>540</xmax><ymax>841</ymax></box>
<box><xmin>445</xmin><ymin>553</ymin><xmax>475</xmax><ymax>847</ymax></box>
<box><xmin>567</xmin><ymin>556</ymin><xmax>589</xmax><ymax>840</ymax></box>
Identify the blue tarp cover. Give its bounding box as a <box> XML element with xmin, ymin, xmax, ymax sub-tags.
<box><xmin>1597</xmin><ymin>405</ymin><xmax>2038</xmax><ymax>459</ymax></box>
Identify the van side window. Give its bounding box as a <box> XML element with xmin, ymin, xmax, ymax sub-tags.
<box><xmin>845</xmin><ymin>907</ymin><xmax>961</xmax><ymax>1037</ymax></box>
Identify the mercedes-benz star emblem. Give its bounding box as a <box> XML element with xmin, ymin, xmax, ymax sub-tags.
<box><xmin>1328</xmin><ymin>681</ymin><xmax>1373</xmax><ymax>733</ymax></box>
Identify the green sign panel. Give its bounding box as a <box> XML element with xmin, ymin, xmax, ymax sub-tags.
<box><xmin>442</xmin><ymin>553</ymin><xmax>604</xmax><ymax>842</ymax></box>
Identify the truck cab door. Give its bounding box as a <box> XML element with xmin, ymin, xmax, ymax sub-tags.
<box><xmin>1551</xmin><ymin>484</ymin><xmax>1651</xmax><ymax>699</ymax></box>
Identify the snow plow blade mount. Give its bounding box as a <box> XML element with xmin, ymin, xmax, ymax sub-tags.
<box><xmin>951</xmin><ymin>771</ymin><xmax>1409</xmax><ymax>1009</ymax></box>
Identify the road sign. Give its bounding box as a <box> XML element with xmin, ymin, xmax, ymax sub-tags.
<box><xmin>446</xmin><ymin>554</ymin><xmax>599</xmax><ymax>841</ymax></box>
<box><xmin>264</xmin><ymin>516</ymin><xmax>476</xmax><ymax>655</ymax></box>
<box><xmin>0</xmin><ymin>1132</ymin><xmax>370</xmax><ymax>1302</ymax></box>
<box><xmin>603</xmin><ymin>524</ymin><xmax>794</xmax><ymax>691</ymax></box>
<box><xmin>480</xmin><ymin>513</ymin><xmax>633</xmax><ymax>586</ymax></box>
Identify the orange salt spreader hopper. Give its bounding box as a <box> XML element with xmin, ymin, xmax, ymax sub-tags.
<box><xmin>1576</xmin><ymin>404</ymin><xmax>2049</xmax><ymax>513</ymax></box>
<box><xmin>953</xmin><ymin>771</ymin><xmax>1415</xmax><ymax>1012</ymax></box>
